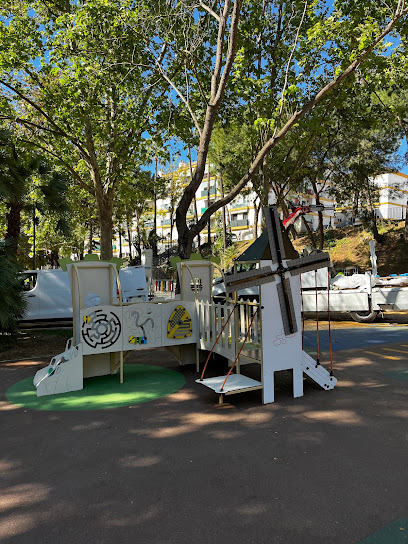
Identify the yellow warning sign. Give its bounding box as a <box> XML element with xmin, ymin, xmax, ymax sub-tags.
<box><xmin>167</xmin><ymin>305</ymin><xmax>192</xmax><ymax>339</ymax></box>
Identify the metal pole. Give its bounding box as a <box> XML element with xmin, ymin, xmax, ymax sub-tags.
<box><xmin>33</xmin><ymin>203</ymin><xmax>36</xmax><ymax>270</ymax></box>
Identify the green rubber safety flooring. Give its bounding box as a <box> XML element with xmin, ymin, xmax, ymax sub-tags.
<box><xmin>359</xmin><ymin>519</ymin><xmax>408</xmax><ymax>543</ymax></box>
<box><xmin>5</xmin><ymin>364</ymin><xmax>185</xmax><ymax>411</ymax></box>
<box><xmin>384</xmin><ymin>369</ymin><xmax>408</xmax><ymax>381</ymax></box>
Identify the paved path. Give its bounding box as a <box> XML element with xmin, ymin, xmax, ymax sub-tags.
<box><xmin>304</xmin><ymin>323</ymin><xmax>408</xmax><ymax>352</ymax></box>
<box><xmin>0</xmin><ymin>328</ymin><xmax>407</xmax><ymax>544</ymax></box>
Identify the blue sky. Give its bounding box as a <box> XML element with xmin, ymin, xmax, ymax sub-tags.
<box><xmin>398</xmin><ymin>140</ymin><xmax>408</xmax><ymax>174</ymax></box>
<box><xmin>153</xmin><ymin>137</ymin><xmax>408</xmax><ymax>176</ymax></box>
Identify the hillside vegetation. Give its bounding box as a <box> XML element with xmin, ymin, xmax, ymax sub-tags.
<box><xmin>214</xmin><ymin>221</ymin><xmax>408</xmax><ymax>276</ymax></box>
<box><xmin>293</xmin><ymin>221</ymin><xmax>408</xmax><ymax>276</ymax></box>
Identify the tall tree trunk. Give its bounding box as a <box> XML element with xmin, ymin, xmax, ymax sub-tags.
<box><xmin>311</xmin><ymin>181</ymin><xmax>324</xmax><ymax>249</ymax></box>
<box><xmin>5</xmin><ymin>201</ymin><xmax>24</xmax><ymax>255</ymax></box>
<box><xmin>352</xmin><ymin>193</ymin><xmax>359</xmax><ymax>223</ymax></box>
<box><xmin>178</xmin><ymin>230</ymin><xmax>194</xmax><ymax>260</ymax></box>
<box><xmin>153</xmin><ymin>156</ymin><xmax>158</xmax><ymax>258</ymax></box>
<box><xmin>86</xmin><ymin>116</ymin><xmax>115</xmax><ymax>260</ymax></box>
<box><xmin>260</xmin><ymin>156</ymin><xmax>269</xmax><ymax>205</ymax></box>
<box><xmin>88</xmin><ymin>220</ymin><xmax>93</xmax><ymax>253</ymax></box>
<box><xmin>193</xmin><ymin>196</ymin><xmax>200</xmax><ymax>249</ymax></box>
<box><xmin>188</xmin><ymin>147</ymin><xmax>200</xmax><ymax>249</ymax></box>
<box><xmin>301</xmin><ymin>215</ymin><xmax>317</xmax><ymax>249</ymax></box>
<box><xmin>253</xmin><ymin>198</ymin><xmax>260</xmax><ymax>239</ymax></box>
<box><xmin>317</xmin><ymin>211</ymin><xmax>324</xmax><ymax>250</ymax></box>
<box><xmin>127</xmin><ymin>218</ymin><xmax>133</xmax><ymax>260</ymax></box>
<box><xmin>404</xmin><ymin>198</ymin><xmax>408</xmax><ymax>241</ymax></box>
<box><xmin>207</xmin><ymin>164</ymin><xmax>211</xmax><ymax>244</ymax></box>
<box><xmin>365</xmin><ymin>187</ymin><xmax>384</xmax><ymax>243</ymax></box>
<box><xmin>97</xmin><ymin>193</ymin><xmax>114</xmax><ymax>260</ymax></box>
<box><xmin>219</xmin><ymin>174</ymin><xmax>227</xmax><ymax>252</ymax></box>
<box><xmin>50</xmin><ymin>249</ymin><xmax>59</xmax><ymax>268</ymax></box>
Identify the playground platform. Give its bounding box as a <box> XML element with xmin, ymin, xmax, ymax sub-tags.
<box><xmin>0</xmin><ymin>333</ymin><xmax>407</xmax><ymax>544</ymax></box>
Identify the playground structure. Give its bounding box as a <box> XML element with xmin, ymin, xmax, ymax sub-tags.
<box><xmin>33</xmin><ymin>206</ymin><xmax>337</xmax><ymax>404</ymax></box>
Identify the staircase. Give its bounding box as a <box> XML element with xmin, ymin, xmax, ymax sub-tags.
<box><xmin>301</xmin><ymin>351</ymin><xmax>337</xmax><ymax>390</ymax></box>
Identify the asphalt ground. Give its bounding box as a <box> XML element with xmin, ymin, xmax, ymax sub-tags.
<box><xmin>0</xmin><ymin>324</ymin><xmax>407</xmax><ymax>544</ymax></box>
<box><xmin>304</xmin><ymin>323</ymin><xmax>408</xmax><ymax>353</ymax></box>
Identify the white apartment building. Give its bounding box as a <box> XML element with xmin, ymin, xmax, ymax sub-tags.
<box><xmin>153</xmin><ymin>161</ymin><xmax>259</xmax><ymax>251</ymax></box>
<box><xmin>108</xmin><ymin>169</ymin><xmax>408</xmax><ymax>258</ymax></box>
<box><xmin>289</xmin><ymin>172</ymin><xmax>408</xmax><ymax>232</ymax></box>
<box><xmin>376</xmin><ymin>172</ymin><xmax>408</xmax><ymax>220</ymax></box>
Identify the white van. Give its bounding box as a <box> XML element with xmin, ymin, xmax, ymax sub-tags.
<box><xmin>21</xmin><ymin>266</ymin><xmax>148</xmax><ymax>321</ymax></box>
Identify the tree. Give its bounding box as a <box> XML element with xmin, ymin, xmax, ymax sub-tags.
<box><xmin>329</xmin><ymin>129</ymin><xmax>400</xmax><ymax>242</ymax></box>
<box><xmin>114</xmin><ymin>169</ymin><xmax>158</xmax><ymax>261</ymax></box>
<box><xmin>2</xmin><ymin>0</ymin><xmax>408</xmax><ymax>262</ymax></box>
<box><xmin>0</xmin><ymin>128</ymin><xmax>70</xmax><ymax>261</ymax></box>
<box><xmin>0</xmin><ymin>128</ymin><xmax>35</xmax><ymax>253</ymax></box>
<box><xmin>151</xmin><ymin>0</ymin><xmax>408</xmax><ymax>257</ymax></box>
<box><xmin>0</xmin><ymin>0</ymin><xmax>171</xmax><ymax>259</ymax></box>
<box><xmin>0</xmin><ymin>240</ymin><xmax>26</xmax><ymax>338</ymax></box>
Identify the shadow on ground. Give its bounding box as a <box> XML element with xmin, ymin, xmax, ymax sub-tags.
<box><xmin>0</xmin><ymin>342</ymin><xmax>407</xmax><ymax>544</ymax></box>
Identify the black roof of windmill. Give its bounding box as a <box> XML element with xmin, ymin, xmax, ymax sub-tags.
<box><xmin>225</xmin><ymin>206</ymin><xmax>331</xmax><ymax>336</ymax></box>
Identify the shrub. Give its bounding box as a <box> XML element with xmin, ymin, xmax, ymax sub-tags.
<box><xmin>0</xmin><ymin>240</ymin><xmax>27</xmax><ymax>343</ymax></box>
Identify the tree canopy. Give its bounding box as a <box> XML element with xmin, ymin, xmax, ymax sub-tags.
<box><xmin>1</xmin><ymin>0</ymin><xmax>408</xmax><ymax>261</ymax></box>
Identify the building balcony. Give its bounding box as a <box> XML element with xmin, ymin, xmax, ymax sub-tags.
<box><xmin>231</xmin><ymin>200</ymin><xmax>250</xmax><ymax>209</ymax></box>
<box><xmin>201</xmin><ymin>187</ymin><xmax>217</xmax><ymax>197</ymax></box>
<box><xmin>230</xmin><ymin>219</ymin><xmax>249</xmax><ymax>227</ymax></box>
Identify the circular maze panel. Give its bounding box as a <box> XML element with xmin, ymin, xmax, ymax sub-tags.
<box><xmin>82</xmin><ymin>309</ymin><xmax>121</xmax><ymax>350</ymax></box>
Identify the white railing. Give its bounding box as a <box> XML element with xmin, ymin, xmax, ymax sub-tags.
<box><xmin>196</xmin><ymin>299</ymin><xmax>262</xmax><ymax>363</ymax></box>
<box><xmin>236</xmin><ymin>300</ymin><xmax>262</xmax><ymax>364</ymax></box>
<box><xmin>196</xmin><ymin>300</ymin><xmax>236</xmax><ymax>360</ymax></box>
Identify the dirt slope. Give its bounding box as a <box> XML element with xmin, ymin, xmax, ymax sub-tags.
<box><xmin>293</xmin><ymin>222</ymin><xmax>408</xmax><ymax>276</ymax></box>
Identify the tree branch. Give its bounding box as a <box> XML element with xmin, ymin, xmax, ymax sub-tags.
<box><xmin>0</xmin><ymin>79</ymin><xmax>92</xmax><ymax>162</ymax></box>
<box><xmin>200</xmin><ymin>1</ymin><xmax>221</xmax><ymax>22</ymax></box>
<box><xmin>175</xmin><ymin>0</ymin><xmax>243</xmax><ymax>237</ymax></box>
<box><xmin>1</xmin><ymin>80</ymin><xmax>69</xmax><ymax>138</ymax></box>
<box><xmin>190</xmin><ymin>6</ymin><xmax>408</xmax><ymax>239</ymax></box>
<box><xmin>155</xmin><ymin>60</ymin><xmax>202</xmax><ymax>135</ymax></box>
<box><xmin>19</xmin><ymin>138</ymin><xmax>93</xmax><ymax>193</ymax></box>
<box><xmin>275</xmin><ymin>0</ymin><xmax>308</xmax><ymax>131</ymax></box>
<box><xmin>213</xmin><ymin>0</ymin><xmax>242</xmax><ymax>105</ymax></box>
<box><xmin>211</xmin><ymin>0</ymin><xmax>230</xmax><ymax>102</ymax></box>
<box><xmin>0</xmin><ymin>115</ymin><xmax>68</xmax><ymax>137</ymax></box>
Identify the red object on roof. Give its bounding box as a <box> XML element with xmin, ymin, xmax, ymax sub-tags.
<box><xmin>283</xmin><ymin>207</ymin><xmax>305</xmax><ymax>228</ymax></box>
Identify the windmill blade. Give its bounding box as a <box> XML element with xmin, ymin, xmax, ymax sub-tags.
<box><xmin>288</xmin><ymin>252</ymin><xmax>331</xmax><ymax>276</ymax></box>
<box><xmin>277</xmin><ymin>278</ymin><xmax>298</xmax><ymax>336</ymax></box>
<box><xmin>264</xmin><ymin>206</ymin><xmax>286</xmax><ymax>263</ymax></box>
<box><xmin>225</xmin><ymin>266</ymin><xmax>275</xmax><ymax>293</ymax></box>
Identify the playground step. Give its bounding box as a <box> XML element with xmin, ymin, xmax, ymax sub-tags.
<box><xmin>196</xmin><ymin>374</ymin><xmax>263</xmax><ymax>397</ymax></box>
<box><xmin>301</xmin><ymin>351</ymin><xmax>337</xmax><ymax>391</ymax></box>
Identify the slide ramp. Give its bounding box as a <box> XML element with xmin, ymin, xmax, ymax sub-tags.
<box><xmin>34</xmin><ymin>339</ymin><xmax>83</xmax><ymax>397</ymax></box>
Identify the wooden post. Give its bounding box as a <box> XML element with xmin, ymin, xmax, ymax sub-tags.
<box><xmin>196</xmin><ymin>347</ymin><xmax>200</xmax><ymax>374</ymax></box>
